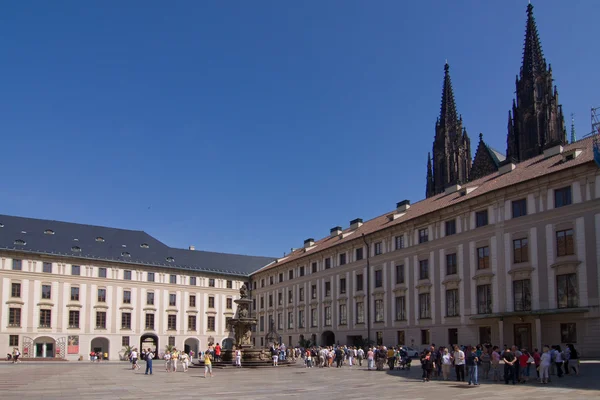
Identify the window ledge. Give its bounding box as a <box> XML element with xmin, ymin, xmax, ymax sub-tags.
<box><xmin>119</xmin><ymin>305</ymin><xmax>134</xmax><ymax>311</ymax></box>
<box><xmin>37</xmin><ymin>300</ymin><xmax>55</xmax><ymax>307</ymax></box>
<box><xmin>94</xmin><ymin>304</ymin><xmax>109</xmax><ymax>310</ymax></box>
<box><xmin>66</xmin><ymin>302</ymin><xmax>82</xmax><ymax>309</ymax></box>
<box><xmin>6</xmin><ymin>299</ymin><xmax>24</xmax><ymax>306</ymax></box>
<box><xmin>143</xmin><ymin>306</ymin><xmax>157</xmax><ymax>312</ymax></box>
<box><xmin>551</xmin><ymin>256</ymin><xmax>581</xmax><ymax>269</ymax></box>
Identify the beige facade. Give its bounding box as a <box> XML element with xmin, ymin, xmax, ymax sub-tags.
<box><xmin>250</xmin><ymin>152</ymin><xmax>600</xmax><ymax>357</ymax></box>
<box><xmin>1</xmin><ymin>255</ymin><xmax>244</xmax><ymax>360</ymax></box>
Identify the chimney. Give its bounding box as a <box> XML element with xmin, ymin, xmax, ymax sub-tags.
<box><xmin>189</xmin><ymin>245</ymin><xmax>195</xmax><ymax>251</ymax></box>
<box><xmin>330</xmin><ymin>226</ymin><xmax>342</xmax><ymax>238</ymax></box>
<box><xmin>304</xmin><ymin>238</ymin><xmax>315</xmax><ymax>248</ymax></box>
<box><xmin>498</xmin><ymin>162</ymin><xmax>516</xmax><ymax>175</ymax></box>
<box><xmin>350</xmin><ymin>218</ymin><xmax>363</xmax><ymax>230</ymax></box>
<box><xmin>396</xmin><ymin>200</ymin><xmax>411</xmax><ymax>213</ymax></box>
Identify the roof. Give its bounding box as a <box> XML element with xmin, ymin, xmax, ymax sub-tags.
<box><xmin>0</xmin><ymin>215</ymin><xmax>275</xmax><ymax>276</ymax></box>
<box><xmin>253</xmin><ymin>137</ymin><xmax>597</xmax><ymax>275</ymax></box>
<box><xmin>486</xmin><ymin>146</ymin><xmax>506</xmax><ymax>167</ymax></box>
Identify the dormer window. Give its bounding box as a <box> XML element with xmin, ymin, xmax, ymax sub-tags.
<box><xmin>96</xmin><ymin>237</ymin><xmax>105</xmax><ymax>242</ymax></box>
<box><xmin>121</xmin><ymin>252</ymin><xmax>131</xmax><ymax>257</ymax></box>
<box><xmin>166</xmin><ymin>257</ymin><xmax>175</xmax><ymax>263</ymax></box>
<box><xmin>14</xmin><ymin>239</ymin><xmax>26</xmax><ymax>246</ymax></box>
<box><xmin>71</xmin><ymin>246</ymin><xmax>81</xmax><ymax>252</ymax></box>
<box><xmin>73</xmin><ymin>238</ymin><xmax>79</xmax><ymax>241</ymax></box>
<box><xmin>0</xmin><ymin>223</ymin><xmax>4</xmax><ymax>228</ymax></box>
<box><xmin>44</xmin><ymin>229</ymin><xmax>55</xmax><ymax>235</ymax></box>
<box><xmin>140</xmin><ymin>243</ymin><xmax>149</xmax><ymax>249</ymax></box>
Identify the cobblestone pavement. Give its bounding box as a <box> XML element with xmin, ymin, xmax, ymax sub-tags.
<box><xmin>1</xmin><ymin>360</ymin><xmax>599</xmax><ymax>399</ymax></box>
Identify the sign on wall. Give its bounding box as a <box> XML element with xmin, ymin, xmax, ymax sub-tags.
<box><xmin>68</xmin><ymin>336</ymin><xmax>79</xmax><ymax>354</ymax></box>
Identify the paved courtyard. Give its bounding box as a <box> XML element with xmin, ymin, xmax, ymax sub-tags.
<box><xmin>1</xmin><ymin>360</ymin><xmax>599</xmax><ymax>399</ymax></box>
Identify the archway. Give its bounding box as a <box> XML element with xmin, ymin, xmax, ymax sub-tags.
<box><xmin>140</xmin><ymin>334</ymin><xmax>158</xmax><ymax>358</ymax></box>
<box><xmin>33</xmin><ymin>336</ymin><xmax>56</xmax><ymax>358</ymax></box>
<box><xmin>221</xmin><ymin>338</ymin><xmax>234</xmax><ymax>350</ymax></box>
<box><xmin>91</xmin><ymin>337</ymin><xmax>110</xmax><ymax>360</ymax></box>
<box><xmin>321</xmin><ymin>331</ymin><xmax>335</xmax><ymax>347</ymax></box>
<box><xmin>184</xmin><ymin>338</ymin><xmax>200</xmax><ymax>359</ymax></box>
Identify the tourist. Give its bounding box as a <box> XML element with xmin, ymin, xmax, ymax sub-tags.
<box><xmin>480</xmin><ymin>347</ymin><xmax>491</xmax><ymax>380</ymax></box>
<box><xmin>131</xmin><ymin>348</ymin><xmax>140</xmax><ymax>370</ymax></box>
<box><xmin>180</xmin><ymin>351</ymin><xmax>189</xmax><ymax>372</ymax></box>
<box><xmin>554</xmin><ymin>345</ymin><xmax>564</xmax><ymax>378</ymax></box>
<box><xmin>144</xmin><ymin>348</ymin><xmax>154</xmax><ymax>375</ymax></box>
<box><xmin>519</xmin><ymin>349</ymin><xmax>531</xmax><ymax>383</ymax></box>
<box><xmin>164</xmin><ymin>351</ymin><xmax>171</xmax><ymax>372</ymax></box>
<box><xmin>304</xmin><ymin>347</ymin><xmax>312</xmax><ymax>368</ymax></box>
<box><xmin>420</xmin><ymin>349</ymin><xmax>434</xmax><ymax>382</ymax></box>
<box><xmin>357</xmin><ymin>347</ymin><xmax>364</xmax><ymax>366</ymax></box>
<box><xmin>567</xmin><ymin>344</ymin><xmax>580</xmax><ymax>375</ymax></box>
<box><xmin>204</xmin><ymin>349</ymin><xmax>213</xmax><ymax>378</ymax></box>
<box><xmin>491</xmin><ymin>346</ymin><xmax>501</xmax><ymax>382</ymax></box>
<box><xmin>12</xmin><ymin>348</ymin><xmax>20</xmax><ymax>364</ymax></box>
<box><xmin>271</xmin><ymin>345</ymin><xmax>279</xmax><ymax>367</ymax></box>
<box><xmin>533</xmin><ymin>348</ymin><xmax>541</xmax><ymax>380</ymax></box>
<box><xmin>347</xmin><ymin>346</ymin><xmax>354</xmax><ymax>366</ymax></box>
<box><xmin>453</xmin><ymin>345</ymin><xmax>465</xmax><ymax>382</ymax></box>
<box><xmin>235</xmin><ymin>347</ymin><xmax>242</xmax><ymax>368</ymax></box>
<box><xmin>172</xmin><ymin>348</ymin><xmax>179</xmax><ymax>372</ymax></box>
<box><xmin>441</xmin><ymin>348</ymin><xmax>452</xmax><ymax>380</ymax></box>
<box><xmin>503</xmin><ymin>348</ymin><xmax>517</xmax><ymax>384</ymax></box>
<box><xmin>214</xmin><ymin>343</ymin><xmax>221</xmax><ymax>363</ymax></box>
<box><xmin>539</xmin><ymin>347</ymin><xmax>551</xmax><ymax>384</ymax></box>
<box><xmin>367</xmin><ymin>348</ymin><xmax>374</xmax><ymax>370</ymax></box>
<box><xmin>465</xmin><ymin>346</ymin><xmax>479</xmax><ymax>386</ymax></box>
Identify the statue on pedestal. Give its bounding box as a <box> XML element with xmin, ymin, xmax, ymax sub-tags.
<box><xmin>239</xmin><ymin>284</ymin><xmax>248</xmax><ymax>299</ymax></box>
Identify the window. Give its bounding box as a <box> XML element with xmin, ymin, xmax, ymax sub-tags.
<box><xmin>207</xmin><ymin>316</ymin><xmax>215</xmax><ymax>331</ymax></box>
<box><xmin>43</xmin><ymin>262</ymin><xmax>52</xmax><ymax>273</ymax></box>
<box><xmin>477</xmin><ymin>246</ymin><xmax>490</xmax><ymax>269</ymax></box>
<box><xmin>445</xmin><ymin>219</ymin><xmax>456</xmax><ymax>236</ymax></box>
<box><xmin>97</xmin><ymin>288</ymin><xmax>106</xmax><ymax>303</ymax></box>
<box><xmin>356</xmin><ymin>302</ymin><xmax>365</xmax><ymax>324</ymax></box>
<box><xmin>421</xmin><ymin>329</ymin><xmax>430</xmax><ymax>345</ymax></box>
<box><xmin>557</xmin><ymin>273</ymin><xmax>578</xmax><ymax>308</ymax></box>
<box><xmin>446</xmin><ymin>253</ymin><xmax>457</xmax><ymax>275</ymax></box>
<box><xmin>340</xmin><ymin>278</ymin><xmax>346</xmax><ymax>294</ymax></box>
<box><xmin>269</xmin><ymin>276</ymin><xmax>274</xmax><ymax>285</ymax></box>
<box><xmin>11</xmin><ymin>283</ymin><xmax>21</xmax><ymax>298</ymax></box>
<box><xmin>68</xmin><ymin>310</ymin><xmax>79</xmax><ymax>328</ymax></box>
<box><xmin>513</xmin><ymin>279</ymin><xmax>531</xmax><ymax>311</ymax></box>
<box><xmin>169</xmin><ymin>293</ymin><xmax>176</xmax><ymax>306</ymax></box>
<box><xmin>9</xmin><ymin>335</ymin><xmax>19</xmax><ymax>347</ymax></box>
<box><xmin>170</xmin><ymin>275</ymin><xmax>177</xmax><ymax>284</ymax></box>
<box><xmin>98</xmin><ymin>268</ymin><xmax>107</xmax><ymax>278</ymax></box>
<box><xmin>311</xmin><ymin>262</ymin><xmax>317</xmax><ymax>273</ymax></box>
<box><xmin>122</xmin><ymin>312</ymin><xmax>131</xmax><ymax>329</ymax></box>
<box><xmin>186</xmin><ymin>276</ymin><xmax>195</xmax><ymax>286</ymax></box>
<box><xmin>375</xmin><ymin>270</ymin><xmax>383</xmax><ymax>287</ymax></box>
<box><xmin>355</xmin><ymin>248</ymin><xmax>363</xmax><ymax>261</ymax></box>
<box><xmin>269</xmin><ymin>294</ymin><xmax>273</xmax><ymax>307</ymax></box>
<box><xmin>226</xmin><ymin>280</ymin><xmax>233</xmax><ymax>289</ymax></box>
<box><xmin>325</xmin><ymin>258</ymin><xmax>331</xmax><ymax>269</ymax></box>
<box><xmin>475</xmin><ymin>210</ymin><xmax>488</xmax><ymax>227</ymax></box>
<box><xmin>12</xmin><ymin>259</ymin><xmax>22</xmax><ymax>270</ymax></box>
<box><xmin>477</xmin><ymin>284</ymin><xmax>492</xmax><ymax>314</ymax></box>
<box><xmin>395</xmin><ymin>235</ymin><xmax>405</xmax><ymax>250</ymax></box>
<box><xmin>277</xmin><ymin>313</ymin><xmax>283</xmax><ymax>330</ymax></box>
<box><xmin>96</xmin><ymin>311</ymin><xmax>106</xmax><ymax>329</ymax></box>
<box><xmin>325</xmin><ymin>282</ymin><xmax>331</xmax><ymax>297</ymax></box>
<box><xmin>147</xmin><ymin>272</ymin><xmax>155</xmax><ymax>282</ymax></box>
<box><xmin>253</xmin><ymin>281</ymin><xmax>257</xmax><ymax>290</ymax></box>
<box><xmin>9</xmin><ymin>308</ymin><xmax>21</xmax><ymax>327</ymax></box>
<box><xmin>375</xmin><ymin>299</ymin><xmax>384</xmax><ymax>322</ymax></box>
<box><xmin>208</xmin><ymin>296</ymin><xmax>215</xmax><ymax>308</ymax></box>
<box><xmin>122</xmin><ymin>336</ymin><xmax>130</xmax><ymax>346</ymax></box>
<box><xmin>376</xmin><ymin>331</ymin><xmax>384</xmax><ymax>346</ymax></box>
<box><xmin>311</xmin><ymin>308</ymin><xmax>317</xmax><ymax>327</ymax></box>
<box><xmin>168</xmin><ymin>315</ymin><xmax>177</xmax><ymax>330</ymax></box>
<box><xmin>261</xmin><ymin>279</ymin><xmax>265</xmax><ymax>288</ymax></box>
<box><xmin>124</xmin><ymin>270</ymin><xmax>132</xmax><ymax>280</ymax></box>
<box><xmin>287</xmin><ymin>312</ymin><xmax>293</xmax><ymax>329</ymax></box>
<box><xmin>188</xmin><ymin>295</ymin><xmax>196</xmax><ymax>307</ymax></box>
<box><xmin>70</xmin><ymin>287</ymin><xmax>79</xmax><ymax>301</ymax></box>
<box><xmin>145</xmin><ymin>313</ymin><xmax>155</xmax><ymax>330</ymax></box>
<box><xmin>339</xmin><ymin>304</ymin><xmax>347</xmax><ymax>325</ymax></box>
<box><xmin>446</xmin><ymin>289</ymin><xmax>459</xmax><ymax>317</ymax></box>
<box><xmin>374</xmin><ymin>242</ymin><xmax>382</xmax><ymax>255</ymax></box>
<box><xmin>556</xmin><ymin>229</ymin><xmax>574</xmax><ymax>257</ymax></box>
<box><xmin>278</xmin><ymin>273</ymin><xmax>283</xmax><ymax>283</ymax></box>
<box><xmin>419</xmin><ymin>293</ymin><xmax>431</xmax><ymax>319</ymax></box>
<box><xmin>339</xmin><ymin>253</ymin><xmax>346</xmax><ymax>266</ymax></box>
<box><xmin>324</xmin><ymin>306</ymin><xmax>332</xmax><ymax>326</ymax></box>
<box><xmin>396</xmin><ymin>264</ymin><xmax>405</xmax><ymax>284</ymax></box>
<box><xmin>298</xmin><ymin>310</ymin><xmax>305</xmax><ymax>328</ymax></box>
<box><xmin>288</xmin><ymin>290</ymin><xmax>292</xmax><ymax>303</ymax></box>
<box><xmin>208</xmin><ymin>279</ymin><xmax>215</xmax><ymax>287</ymax></box>
<box><xmin>71</xmin><ymin>265</ymin><xmax>80</xmax><ymax>276</ymax></box>
<box><xmin>554</xmin><ymin>186</ymin><xmax>572</xmax><ymax>208</ymax></box>
<box><xmin>123</xmin><ymin>290</ymin><xmax>131</xmax><ymax>304</ymax></box>
<box><xmin>299</xmin><ymin>288</ymin><xmax>304</xmax><ymax>302</ymax></box>
<box><xmin>299</xmin><ymin>266</ymin><xmax>305</xmax><ymax>276</ymax></box>
<box><xmin>560</xmin><ymin>323</ymin><xmax>577</xmax><ymax>343</ymax></box>
<box><xmin>278</xmin><ymin>292</ymin><xmax>283</xmax><ymax>305</ymax></box>
<box><xmin>397</xmin><ymin>330</ymin><xmax>406</xmax><ymax>346</ymax></box>
<box><xmin>226</xmin><ymin>298</ymin><xmax>233</xmax><ymax>309</ymax></box>
<box><xmin>419</xmin><ymin>260</ymin><xmax>429</xmax><ymax>280</ymax></box>
<box><xmin>418</xmin><ymin>228</ymin><xmax>429</xmax><ymax>244</ymax></box>
<box><xmin>311</xmin><ymin>285</ymin><xmax>317</xmax><ymax>300</ymax></box>
<box><xmin>146</xmin><ymin>292</ymin><xmax>154</xmax><ymax>305</ymax></box>
<box><xmin>395</xmin><ymin>296</ymin><xmax>406</xmax><ymax>321</ymax></box>
<box><xmin>168</xmin><ymin>336</ymin><xmax>175</xmax><ymax>346</ymax></box>
<box><xmin>512</xmin><ymin>198</ymin><xmax>527</xmax><ymax>218</ymax></box>
<box><xmin>288</xmin><ymin>270</ymin><xmax>294</xmax><ymax>280</ymax></box>
<box><xmin>188</xmin><ymin>315</ymin><xmax>197</xmax><ymax>331</ymax></box>
<box><xmin>356</xmin><ymin>274</ymin><xmax>364</xmax><ymax>291</ymax></box>
<box><xmin>513</xmin><ymin>238</ymin><xmax>529</xmax><ymax>263</ymax></box>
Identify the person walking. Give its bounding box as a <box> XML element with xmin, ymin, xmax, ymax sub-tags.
<box><xmin>453</xmin><ymin>345</ymin><xmax>465</xmax><ymax>382</ymax></box>
<box><xmin>539</xmin><ymin>347</ymin><xmax>552</xmax><ymax>384</ymax></box>
<box><xmin>441</xmin><ymin>348</ymin><xmax>452</xmax><ymax>381</ymax></box>
<box><xmin>420</xmin><ymin>350</ymin><xmax>434</xmax><ymax>382</ymax></box>
<box><xmin>131</xmin><ymin>348</ymin><xmax>140</xmax><ymax>370</ymax></box>
<box><xmin>144</xmin><ymin>348</ymin><xmax>154</xmax><ymax>375</ymax></box>
<box><xmin>204</xmin><ymin>350</ymin><xmax>213</xmax><ymax>378</ymax></box>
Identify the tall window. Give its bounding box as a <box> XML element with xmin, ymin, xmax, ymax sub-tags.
<box><xmin>477</xmin><ymin>246</ymin><xmax>490</xmax><ymax>269</ymax></box>
<box><xmin>70</xmin><ymin>286</ymin><xmax>79</xmax><ymax>301</ymax></box>
<box><xmin>324</xmin><ymin>306</ymin><xmax>332</xmax><ymax>326</ymax></box>
<box><xmin>512</xmin><ymin>198</ymin><xmax>527</xmax><ymax>218</ymax></box>
<box><xmin>9</xmin><ymin>308</ymin><xmax>21</xmax><ymax>327</ymax></box>
<box><xmin>299</xmin><ymin>266</ymin><xmax>305</xmax><ymax>276</ymax></box>
<box><xmin>396</xmin><ymin>264</ymin><xmax>405</xmax><ymax>284</ymax></box>
<box><xmin>287</xmin><ymin>312</ymin><xmax>293</xmax><ymax>329</ymax></box>
<box><xmin>311</xmin><ymin>285</ymin><xmax>317</xmax><ymax>300</ymax></box>
<box><xmin>209</xmin><ymin>279</ymin><xmax>215</xmax><ymax>287</ymax></box>
<box><xmin>270</xmin><ymin>276</ymin><xmax>274</xmax><ymax>285</ymax></box>
<box><xmin>97</xmin><ymin>288</ymin><xmax>106</xmax><ymax>303</ymax></box>
<box><xmin>169</xmin><ymin>274</ymin><xmax>177</xmax><ymax>284</ymax></box>
<box><xmin>554</xmin><ymin>186</ymin><xmax>572</xmax><ymax>208</ymax></box>
<box><xmin>419</xmin><ymin>293</ymin><xmax>431</xmax><ymax>319</ymax></box>
<box><xmin>311</xmin><ymin>262</ymin><xmax>318</xmax><ymax>273</ymax></box>
<box><xmin>311</xmin><ymin>308</ymin><xmax>317</xmax><ymax>327</ymax></box>
<box><xmin>513</xmin><ymin>279</ymin><xmax>531</xmax><ymax>311</ymax></box>
<box><xmin>190</xmin><ymin>277</ymin><xmax>197</xmax><ymax>286</ymax></box>
<box><xmin>68</xmin><ymin>310</ymin><xmax>79</xmax><ymax>328</ymax></box>
<box><xmin>395</xmin><ymin>296</ymin><xmax>406</xmax><ymax>321</ymax></box>
<box><xmin>288</xmin><ymin>270</ymin><xmax>294</xmax><ymax>280</ymax></box>
<box><xmin>356</xmin><ymin>274</ymin><xmax>364</xmax><ymax>291</ymax></box>
<box><xmin>355</xmin><ymin>247</ymin><xmax>364</xmax><ymax>261</ymax></box>
<box><xmin>147</xmin><ymin>272</ymin><xmax>154</xmax><ymax>282</ymax></box>
<box><xmin>556</xmin><ymin>229</ymin><xmax>574</xmax><ymax>256</ymax></box>
<box><xmin>339</xmin><ymin>253</ymin><xmax>346</xmax><ymax>266</ymax></box>
<box><xmin>226</xmin><ymin>298</ymin><xmax>233</xmax><ymax>309</ymax></box>
<box><xmin>71</xmin><ymin>265</ymin><xmax>80</xmax><ymax>275</ymax></box>
<box><xmin>325</xmin><ymin>282</ymin><xmax>331</xmax><ymax>297</ymax></box>
<box><xmin>269</xmin><ymin>294</ymin><xmax>274</xmax><ymax>307</ymax></box>
<box><xmin>375</xmin><ymin>300</ymin><xmax>384</xmax><ymax>322</ymax></box>
<box><xmin>123</xmin><ymin>290</ymin><xmax>131</xmax><ymax>304</ymax></box>
<box><xmin>339</xmin><ymin>278</ymin><xmax>346</xmax><ymax>294</ymax></box>
<box><xmin>446</xmin><ymin>253</ymin><xmax>457</xmax><ymax>275</ymax></box>
<box><xmin>146</xmin><ymin>292</ymin><xmax>154</xmax><ymax>305</ymax></box>
<box><xmin>375</xmin><ymin>270</ymin><xmax>383</xmax><ymax>287</ymax></box>
<box><xmin>446</xmin><ymin>289</ymin><xmax>459</xmax><ymax>317</ymax></box>
<box><xmin>560</xmin><ymin>323</ymin><xmax>577</xmax><ymax>343</ymax></box>
<box><xmin>475</xmin><ymin>210</ymin><xmax>488</xmax><ymax>227</ymax></box>
<box><xmin>145</xmin><ymin>313</ymin><xmax>155</xmax><ymax>329</ymax></box>
<box><xmin>208</xmin><ymin>296</ymin><xmax>215</xmax><ymax>308</ymax></box>
<box><xmin>299</xmin><ymin>288</ymin><xmax>304</xmax><ymax>302</ymax></box>
<box><xmin>445</xmin><ymin>219</ymin><xmax>456</xmax><ymax>236</ymax></box>
<box><xmin>124</xmin><ymin>270</ymin><xmax>132</xmax><ymax>280</ymax></box>
<box><xmin>11</xmin><ymin>283</ymin><xmax>21</xmax><ymax>298</ymax></box>
<box><xmin>477</xmin><ymin>284</ymin><xmax>492</xmax><ymax>314</ymax></box>
<box><xmin>96</xmin><ymin>311</ymin><xmax>106</xmax><ymax>329</ymax></box>
<box><xmin>288</xmin><ymin>290</ymin><xmax>292</xmax><ymax>303</ymax></box>
<box><xmin>277</xmin><ymin>313</ymin><xmax>283</xmax><ymax>330</ymax></box>
<box><xmin>207</xmin><ymin>316</ymin><xmax>216</xmax><ymax>331</ymax></box>
<box><xmin>356</xmin><ymin>302</ymin><xmax>365</xmax><ymax>324</ymax></box>
<box><xmin>41</xmin><ymin>284</ymin><xmax>51</xmax><ymax>300</ymax></box>
<box><xmin>513</xmin><ymin>238</ymin><xmax>529</xmax><ymax>263</ymax></box>
<box><xmin>188</xmin><ymin>315</ymin><xmax>197</xmax><ymax>331</ymax></box>
<box><xmin>40</xmin><ymin>309</ymin><xmax>52</xmax><ymax>328</ymax></box>
<box><xmin>421</xmin><ymin>329</ymin><xmax>430</xmax><ymax>345</ymax></box>
<box><xmin>122</xmin><ymin>312</ymin><xmax>132</xmax><ymax>329</ymax></box>
<box><xmin>12</xmin><ymin>259</ymin><xmax>22</xmax><ymax>270</ymax></box>
<box><xmin>374</xmin><ymin>242</ymin><xmax>383</xmax><ymax>255</ymax></box>
<box><xmin>226</xmin><ymin>280</ymin><xmax>233</xmax><ymax>288</ymax></box>
<box><xmin>122</xmin><ymin>336</ymin><xmax>130</xmax><ymax>347</ymax></box>
<box><xmin>419</xmin><ymin>260</ymin><xmax>429</xmax><ymax>280</ymax></box>
<box><xmin>395</xmin><ymin>235</ymin><xmax>405</xmax><ymax>250</ymax></box>
<box><xmin>557</xmin><ymin>273</ymin><xmax>578</xmax><ymax>308</ymax></box>
<box><xmin>98</xmin><ymin>268</ymin><xmax>107</xmax><ymax>278</ymax></box>
<box><xmin>339</xmin><ymin>304</ymin><xmax>347</xmax><ymax>325</ymax></box>
<box><xmin>168</xmin><ymin>293</ymin><xmax>176</xmax><ymax>307</ymax></box>
<box><xmin>168</xmin><ymin>315</ymin><xmax>177</xmax><ymax>330</ymax></box>
<box><xmin>279</xmin><ymin>273</ymin><xmax>284</xmax><ymax>282</ymax></box>
<box><xmin>325</xmin><ymin>258</ymin><xmax>331</xmax><ymax>269</ymax></box>
<box><xmin>189</xmin><ymin>295</ymin><xmax>196</xmax><ymax>307</ymax></box>
<box><xmin>42</xmin><ymin>262</ymin><xmax>52</xmax><ymax>273</ymax></box>
<box><xmin>298</xmin><ymin>310</ymin><xmax>305</xmax><ymax>328</ymax></box>
<box><xmin>418</xmin><ymin>228</ymin><xmax>429</xmax><ymax>243</ymax></box>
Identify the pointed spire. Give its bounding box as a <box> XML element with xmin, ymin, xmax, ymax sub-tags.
<box><xmin>570</xmin><ymin>113</ymin><xmax>576</xmax><ymax>143</ymax></box>
<box><xmin>521</xmin><ymin>3</ymin><xmax>547</xmax><ymax>79</ymax></box>
<box><xmin>439</xmin><ymin>62</ymin><xmax>459</xmax><ymax>128</ymax></box>
<box><xmin>426</xmin><ymin>152</ymin><xmax>434</xmax><ymax>198</ymax></box>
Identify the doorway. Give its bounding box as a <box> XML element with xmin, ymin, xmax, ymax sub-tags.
<box><xmin>448</xmin><ymin>328</ymin><xmax>458</xmax><ymax>347</ymax></box>
<box><xmin>33</xmin><ymin>336</ymin><xmax>56</xmax><ymax>358</ymax></box>
<box><xmin>321</xmin><ymin>331</ymin><xmax>335</xmax><ymax>346</ymax></box>
<box><xmin>514</xmin><ymin>323</ymin><xmax>532</xmax><ymax>350</ymax></box>
<box><xmin>140</xmin><ymin>334</ymin><xmax>158</xmax><ymax>358</ymax></box>
<box><xmin>479</xmin><ymin>326</ymin><xmax>492</xmax><ymax>345</ymax></box>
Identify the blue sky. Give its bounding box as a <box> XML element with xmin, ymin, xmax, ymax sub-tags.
<box><xmin>1</xmin><ymin>1</ymin><xmax>598</xmax><ymax>257</ymax></box>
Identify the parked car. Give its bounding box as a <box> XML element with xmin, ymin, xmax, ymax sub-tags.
<box><xmin>401</xmin><ymin>346</ymin><xmax>420</xmax><ymax>358</ymax></box>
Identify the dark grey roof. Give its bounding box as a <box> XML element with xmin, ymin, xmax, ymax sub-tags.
<box><xmin>0</xmin><ymin>214</ymin><xmax>275</xmax><ymax>276</ymax></box>
<box><xmin>485</xmin><ymin>145</ymin><xmax>506</xmax><ymax>167</ymax></box>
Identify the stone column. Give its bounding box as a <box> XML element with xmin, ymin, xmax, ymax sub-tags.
<box><xmin>42</xmin><ymin>343</ymin><xmax>47</xmax><ymax>358</ymax></box>
<box><xmin>535</xmin><ymin>318</ymin><xmax>542</xmax><ymax>351</ymax></box>
<box><xmin>498</xmin><ymin>320</ymin><xmax>504</xmax><ymax>348</ymax></box>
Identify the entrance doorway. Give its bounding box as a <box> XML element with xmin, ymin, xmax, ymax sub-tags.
<box><xmin>90</xmin><ymin>337</ymin><xmax>109</xmax><ymax>359</ymax></box>
<box><xmin>479</xmin><ymin>326</ymin><xmax>492</xmax><ymax>345</ymax></box>
<box><xmin>33</xmin><ymin>336</ymin><xmax>56</xmax><ymax>358</ymax></box>
<box><xmin>514</xmin><ymin>323</ymin><xmax>532</xmax><ymax>350</ymax></box>
<box><xmin>184</xmin><ymin>338</ymin><xmax>200</xmax><ymax>358</ymax></box>
<box><xmin>140</xmin><ymin>334</ymin><xmax>158</xmax><ymax>358</ymax></box>
<box><xmin>448</xmin><ymin>328</ymin><xmax>458</xmax><ymax>347</ymax></box>
<box><xmin>321</xmin><ymin>331</ymin><xmax>335</xmax><ymax>346</ymax></box>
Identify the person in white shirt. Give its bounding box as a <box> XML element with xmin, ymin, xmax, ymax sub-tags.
<box><xmin>164</xmin><ymin>352</ymin><xmax>172</xmax><ymax>372</ymax></box>
<box><xmin>539</xmin><ymin>347</ymin><xmax>552</xmax><ymax>384</ymax></box>
<box><xmin>130</xmin><ymin>349</ymin><xmax>140</xmax><ymax>370</ymax></box>
<box><xmin>453</xmin><ymin>346</ymin><xmax>465</xmax><ymax>382</ymax></box>
<box><xmin>180</xmin><ymin>352</ymin><xmax>189</xmax><ymax>372</ymax></box>
<box><xmin>235</xmin><ymin>348</ymin><xmax>242</xmax><ymax>368</ymax></box>
<box><xmin>441</xmin><ymin>348</ymin><xmax>453</xmax><ymax>380</ymax></box>
<box><xmin>357</xmin><ymin>348</ymin><xmax>365</xmax><ymax>366</ymax></box>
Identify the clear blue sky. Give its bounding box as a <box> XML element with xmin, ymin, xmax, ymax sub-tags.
<box><xmin>1</xmin><ymin>1</ymin><xmax>598</xmax><ymax>257</ymax></box>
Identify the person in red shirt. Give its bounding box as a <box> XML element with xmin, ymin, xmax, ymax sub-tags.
<box><xmin>214</xmin><ymin>343</ymin><xmax>221</xmax><ymax>362</ymax></box>
<box><xmin>519</xmin><ymin>350</ymin><xmax>530</xmax><ymax>382</ymax></box>
<box><xmin>532</xmin><ymin>349</ymin><xmax>541</xmax><ymax>380</ymax></box>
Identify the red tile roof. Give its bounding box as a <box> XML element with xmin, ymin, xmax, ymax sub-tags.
<box><xmin>253</xmin><ymin>137</ymin><xmax>597</xmax><ymax>274</ymax></box>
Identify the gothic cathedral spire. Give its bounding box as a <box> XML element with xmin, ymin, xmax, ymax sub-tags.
<box><xmin>426</xmin><ymin>63</ymin><xmax>472</xmax><ymax>198</ymax></box>
<box><xmin>506</xmin><ymin>3</ymin><xmax>567</xmax><ymax>162</ymax></box>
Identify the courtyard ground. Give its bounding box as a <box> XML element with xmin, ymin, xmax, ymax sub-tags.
<box><xmin>1</xmin><ymin>360</ymin><xmax>599</xmax><ymax>399</ymax></box>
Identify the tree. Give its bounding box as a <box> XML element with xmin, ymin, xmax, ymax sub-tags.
<box><xmin>122</xmin><ymin>345</ymin><xmax>133</xmax><ymax>361</ymax></box>
<box><xmin>165</xmin><ymin>344</ymin><xmax>175</xmax><ymax>353</ymax></box>
<box><xmin>297</xmin><ymin>337</ymin><xmax>313</xmax><ymax>348</ymax></box>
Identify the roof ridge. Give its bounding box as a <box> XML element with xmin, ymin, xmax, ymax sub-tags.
<box><xmin>0</xmin><ymin>213</ymin><xmax>146</xmax><ymax>234</ymax></box>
